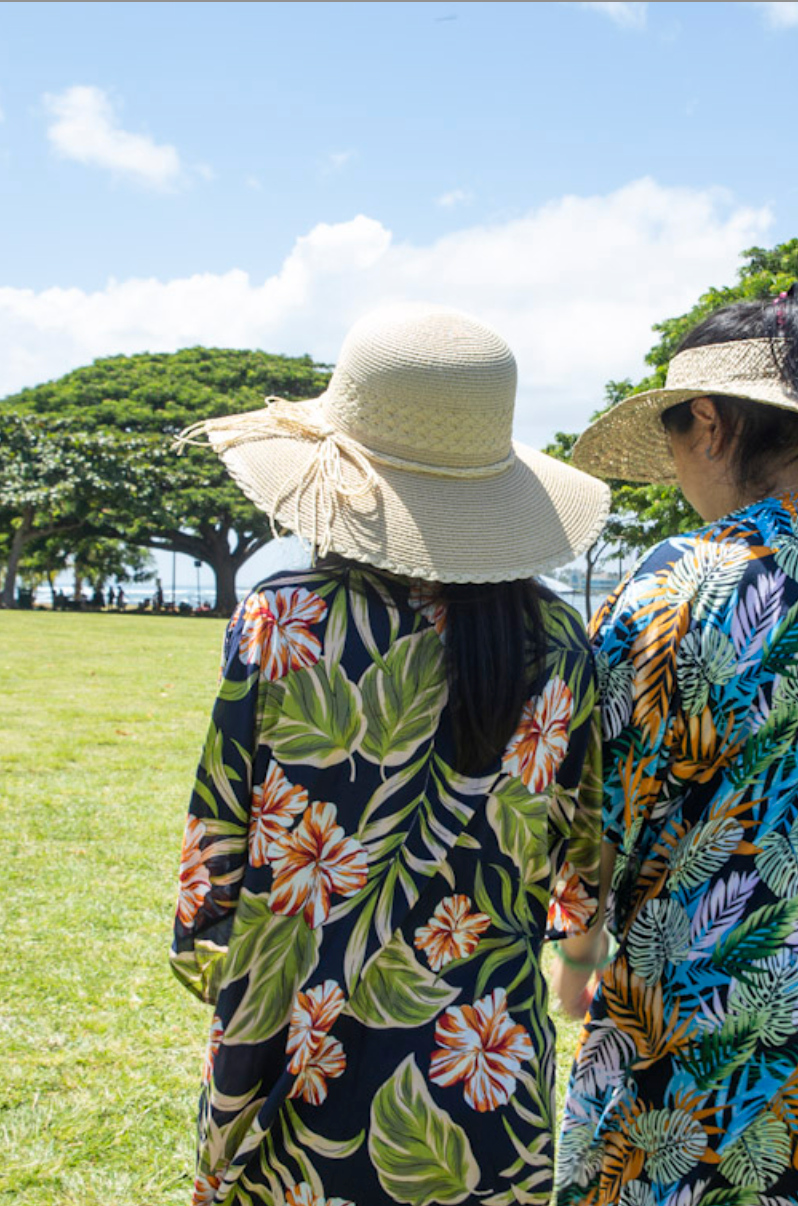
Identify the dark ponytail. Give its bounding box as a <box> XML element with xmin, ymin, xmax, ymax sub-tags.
<box><xmin>443</xmin><ymin>580</ymin><xmax>547</xmax><ymax>775</ymax></box>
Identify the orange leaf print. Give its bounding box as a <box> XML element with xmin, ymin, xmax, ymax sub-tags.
<box><xmin>248</xmin><ymin>761</ymin><xmax>308</xmax><ymax>867</ymax></box>
<box><xmin>502</xmin><ymin>677</ymin><xmax>573</xmax><ymax>791</ymax></box>
<box><xmin>601</xmin><ymin>957</ymin><xmax>694</xmax><ymax>1069</ymax></box>
<box><xmin>414</xmin><ymin>895</ymin><xmax>491</xmax><ymax>971</ymax></box>
<box><xmin>268</xmin><ymin>801</ymin><xmax>368</xmax><ymax>928</ymax></box>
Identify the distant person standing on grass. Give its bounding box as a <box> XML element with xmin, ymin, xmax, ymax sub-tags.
<box><xmin>169</xmin><ymin>306</ymin><xmax>610</xmax><ymax>1206</ymax></box>
<box><xmin>554</xmin><ymin>287</ymin><xmax>798</xmax><ymax>1204</ymax></box>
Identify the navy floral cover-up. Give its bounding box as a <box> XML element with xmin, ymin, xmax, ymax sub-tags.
<box><xmin>556</xmin><ymin>495</ymin><xmax>798</xmax><ymax>1206</ymax></box>
<box><xmin>171</xmin><ymin>562</ymin><xmax>601</xmax><ymax>1206</ymax></box>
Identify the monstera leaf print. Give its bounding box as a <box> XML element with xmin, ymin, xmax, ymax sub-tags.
<box><xmin>359</xmin><ymin>630</ymin><xmax>446</xmax><ymax>767</ymax></box>
<box><xmin>347</xmin><ymin>933</ymin><xmax>461</xmax><ymax>1029</ymax></box>
<box><xmin>676</xmin><ymin>627</ymin><xmax>737</xmax><ymax>716</ymax></box>
<box><xmin>667</xmin><ymin>817</ymin><xmax>744</xmax><ymax>893</ymax></box>
<box><xmin>728</xmin><ymin>949</ymin><xmax>798</xmax><ymax>1047</ymax></box>
<box><xmin>773</xmin><ymin>511</ymin><xmax>798</xmax><ymax>582</ymax></box>
<box><xmin>486</xmin><ymin>776</ymin><xmax>548</xmax><ymax>883</ymax></box>
<box><xmin>628</xmin><ymin>1108</ymin><xmax>707</xmax><ymax>1185</ymax></box>
<box><xmin>717</xmin><ymin>1112</ymin><xmax>791</xmax><ymax>1191</ymax></box>
<box><xmin>627</xmin><ymin>899</ymin><xmax>691</xmax><ymax>985</ymax></box>
<box><xmin>220</xmin><ymin>891</ymin><xmax>321</xmax><ymax>1044</ymax></box>
<box><xmin>665</xmin><ymin>539</ymin><xmax>751</xmax><ymax>618</ymax></box>
<box><xmin>756</xmin><ymin>817</ymin><xmax>798</xmax><ymax>898</ymax></box>
<box><xmin>261</xmin><ymin>661</ymin><xmax>366</xmax><ymax>769</ymax></box>
<box><xmin>596</xmin><ymin>652</ymin><xmax>635</xmax><ymax>740</ymax></box>
<box><xmin>369</xmin><ymin>1055</ymin><xmax>480</xmax><ymax>1205</ymax></box>
<box><xmin>618</xmin><ymin>1184</ymin><xmax>656</xmax><ymax>1206</ymax></box>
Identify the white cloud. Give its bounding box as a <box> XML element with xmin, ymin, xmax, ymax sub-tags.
<box><xmin>579</xmin><ymin>2</ymin><xmax>648</xmax><ymax>29</ymax></box>
<box><xmin>751</xmin><ymin>2</ymin><xmax>798</xmax><ymax>26</ymax></box>
<box><xmin>0</xmin><ymin>178</ymin><xmax>772</xmax><ymax>448</ymax></box>
<box><xmin>43</xmin><ymin>85</ymin><xmax>183</xmax><ymax>190</ymax></box>
<box><xmin>246</xmin><ymin>175</ymin><xmax>264</xmax><ymax>191</ymax></box>
<box><xmin>436</xmin><ymin>188</ymin><xmax>473</xmax><ymax>208</ymax></box>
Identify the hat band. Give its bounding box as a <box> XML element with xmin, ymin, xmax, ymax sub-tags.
<box><xmin>176</xmin><ymin>397</ymin><xmax>515</xmax><ymax>558</ymax></box>
<box><xmin>666</xmin><ymin>336</ymin><xmax>791</xmax><ymax>394</ymax></box>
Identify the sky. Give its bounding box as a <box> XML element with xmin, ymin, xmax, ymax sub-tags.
<box><xmin>1</xmin><ymin>0</ymin><xmax>797</xmax><ymax>588</ymax></box>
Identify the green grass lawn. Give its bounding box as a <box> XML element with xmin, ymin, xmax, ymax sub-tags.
<box><xmin>0</xmin><ymin>611</ymin><xmax>582</xmax><ymax>1206</ymax></box>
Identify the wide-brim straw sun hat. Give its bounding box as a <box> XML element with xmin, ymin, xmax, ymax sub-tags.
<box><xmin>178</xmin><ymin>306</ymin><xmax>610</xmax><ymax>583</ymax></box>
<box><xmin>573</xmin><ymin>336</ymin><xmax>796</xmax><ymax>484</ymax></box>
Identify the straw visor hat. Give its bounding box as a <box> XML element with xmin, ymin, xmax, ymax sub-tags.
<box><xmin>179</xmin><ymin>307</ymin><xmax>610</xmax><ymax>583</ymax></box>
<box><xmin>573</xmin><ymin>336</ymin><xmax>796</xmax><ymax>484</ymax></box>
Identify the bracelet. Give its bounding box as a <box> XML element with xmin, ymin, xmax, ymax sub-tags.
<box><xmin>553</xmin><ymin>932</ymin><xmax>617</xmax><ymax>973</ymax></box>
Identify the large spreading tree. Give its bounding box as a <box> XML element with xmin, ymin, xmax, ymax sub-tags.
<box><xmin>1</xmin><ymin>347</ymin><xmax>331</xmax><ymax>611</ymax></box>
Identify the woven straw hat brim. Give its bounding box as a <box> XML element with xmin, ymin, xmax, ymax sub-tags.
<box><xmin>211</xmin><ymin>409</ymin><xmax>611</xmax><ymax>583</ymax></box>
<box><xmin>573</xmin><ymin>384</ymin><xmax>798</xmax><ymax>484</ymax></box>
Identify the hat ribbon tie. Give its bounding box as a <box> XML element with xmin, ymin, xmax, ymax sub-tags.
<box><xmin>175</xmin><ymin>398</ymin><xmax>377</xmax><ymax>557</ymax></box>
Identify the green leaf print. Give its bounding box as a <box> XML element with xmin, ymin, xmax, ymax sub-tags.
<box><xmin>217</xmin><ymin>672</ymin><xmax>259</xmax><ymax>702</ymax></box>
<box><xmin>261</xmin><ymin>661</ymin><xmax>366</xmax><ymax>769</ymax></box>
<box><xmin>359</xmin><ymin>630</ymin><xmax>446</xmax><ymax>767</ymax></box>
<box><xmin>763</xmin><ymin>602</ymin><xmax>798</xmax><ymax>675</ymax></box>
<box><xmin>681</xmin><ymin>1014</ymin><xmax>761</xmax><ymax>1091</ymax></box>
<box><xmin>711</xmin><ymin>899</ymin><xmax>798</xmax><ymax>981</ymax></box>
<box><xmin>698</xmin><ymin>1191</ymin><xmax>760</xmax><ymax>1206</ymax></box>
<box><xmin>369</xmin><ymin>1055</ymin><xmax>480</xmax><ymax>1206</ymax></box>
<box><xmin>729</xmin><ymin>706</ymin><xmax>798</xmax><ymax>790</ymax></box>
<box><xmin>628</xmin><ymin>1108</ymin><xmax>707</xmax><ymax>1185</ymax></box>
<box><xmin>220</xmin><ymin>891</ymin><xmax>321</xmax><ymax>1044</ymax></box>
<box><xmin>323</xmin><ymin>584</ymin><xmax>348</xmax><ymax>676</ymax></box>
<box><xmin>486</xmin><ymin>777</ymin><xmax>548</xmax><ymax>884</ymax></box>
<box><xmin>676</xmin><ymin>627</ymin><xmax>737</xmax><ymax>716</ymax></box>
<box><xmin>667</xmin><ymin>817</ymin><xmax>744</xmax><ymax>893</ymax></box>
<box><xmin>284</xmin><ymin>1100</ymin><xmax>365</xmax><ymax>1160</ymax></box>
<box><xmin>756</xmin><ymin>818</ymin><xmax>798</xmax><ymax>898</ymax></box>
<box><xmin>347</xmin><ymin>933</ymin><xmax>460</xmax><ymax>1028</ymax></box>
<box><xmin>717</xmin><ymin>1112</ymin><xmax>791</xmax><ymax>1191</ymax></box>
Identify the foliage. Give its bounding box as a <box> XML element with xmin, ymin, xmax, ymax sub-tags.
<box><xmin>1</xmin><ymin>346</ymin><xmax>332</xmax><ymax>611</ymax></box>
<box><xmin>0</xmin><ymin>413</ymin><xmax>140</xmax><ymax>607</ymax></box>
<box><xmin>551</xmin><ymin>240</ymin><xmax>798</xmax><ymax>591</ymax></box>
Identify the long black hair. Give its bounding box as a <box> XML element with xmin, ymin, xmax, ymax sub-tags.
<box><xmin>661</xmin><ymin>285</ymin><xmax>798</xmax><ymax>495</ymax></box>
<box><xmin>443</xmin><ymin>579</ymin><xmax>548</xmax><ymax>775</ymax></box>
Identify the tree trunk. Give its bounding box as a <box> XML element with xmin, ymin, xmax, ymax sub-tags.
<box><xmin>212</xmin><ymin>555</ymin><xmax>238</xmax><ymax>615</ymax></box>
<box><xmin>0</xmin><ymin>509</ymin><xmax>33</xmax><ymax>608</ymax></box>
<box><xmin>47</xmin><ymin>570</ymin><xmax>56</xmax><ymax>609</ymax></box>
<box><xmin>584</xmin><ymin>554</ymin><xmax>594</xmax><ymax>621</ymax></box>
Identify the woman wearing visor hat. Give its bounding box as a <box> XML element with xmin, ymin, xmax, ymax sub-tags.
<box><xmin>555</xmin><ymin>286</ymin><xmax>798</xmax><ymax>1205</ymax></box>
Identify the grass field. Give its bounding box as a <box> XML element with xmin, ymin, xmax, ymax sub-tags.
<box><xmin>0</xmin><ymin>611</ymin><xmax>582</xmax><ymax>1206</ymax></box>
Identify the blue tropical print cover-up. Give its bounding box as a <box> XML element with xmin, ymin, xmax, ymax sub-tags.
<box><xmin>556</xmin><ymin>495</ymin><xmax>798</xmax><ymax>1206</ymax></box>
<box><xmin>171</xmin><ymin>562</ymin><xmax>602</xmax><ymax>1206</ymax></box>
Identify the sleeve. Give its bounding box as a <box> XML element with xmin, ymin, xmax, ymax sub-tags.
<box><xmin>545</xmin><ymin>651</ymin><xmax>603</xmax><ymax>941</ymax></box>
<box><xmin>169</xmin><ymin>600</ymin><xmax>262</xmax><ymax>1003</ymax></box>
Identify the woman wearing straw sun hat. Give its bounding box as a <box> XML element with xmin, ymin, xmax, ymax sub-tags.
<box><xmin>553</xmin><ymin>286</ymin><xmax>798</xmax><ymax>1205</ymax></box>
<box><xmin>169</xmin><ymin>305</ymin><xmax>610</xmax><ymax>1206</ymax></box>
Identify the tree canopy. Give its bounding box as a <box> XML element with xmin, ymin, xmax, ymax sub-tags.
<box><xmin>549</xmin><ymin>238</ymin><xmax>798</xmax><ymax>601</ymax></box>
<box><xmin>1</xmin><ymin>347</ymin><xmax>331</xmax><ymax>610</ymax></box>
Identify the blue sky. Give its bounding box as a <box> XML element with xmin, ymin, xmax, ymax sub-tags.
<box><xmin>2</xmin><ymin>0</ymin><xmax>797</xmax><ymax>587</ymax></box>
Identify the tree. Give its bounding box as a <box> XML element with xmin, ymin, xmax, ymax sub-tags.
<box><xmin>551</xmin><ymin>239</ymin><xmax>798</xmax><ymax>601</ymax></box>
<box><xmin>1</xmin><ymin>347</ymin><xmax>332</xmax><ymax>612</ymax></box>
<box><xmin>0</xmin><ymin>414</ymin><xmax>135</xmax><ymax>608</ymax></box>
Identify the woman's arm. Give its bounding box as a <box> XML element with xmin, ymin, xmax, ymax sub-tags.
<box><xmin>550</xmin><ymin>840</ymin><xmax>616</xmax><ymax>1018</ymax></box>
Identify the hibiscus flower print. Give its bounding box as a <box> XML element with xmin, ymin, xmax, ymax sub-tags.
<box><xmin>547</xmin><ymin>863</ymin><xmax>596</xmax><ymax>934</ymax></box>
<box><xmin>286</xmin><ymin>979</ymin><xmax>346</xmax><ymax>1074</ymax></box>
<box><xmin>201</xmin><ymin>1015</ymin><xmax>225</xmax><ymax>1087</ymax></box>
<box><xmin>429</xmin><ymin>987</ymin><xmax>534</xmax><ymax>1112</ymax></box>
<box><xmin>192</xmin><ymin>1171</ymin><xmax>222</xmax><ymax>1206</ymax></box>
<box><xmin>248</xmin><ymin>761</ymin><xmax>308</xmax><ymax>868</ymax></box>
<box><xmin>414</xmin><ymin>895</ymin><xmax>491</xmax><ymax>971</ymax></box>
<box><xmin>237</xmin><ymin>587</ymin><xmax>328</xmax><ymax>679</ymax></box>
<box><xmin>502</xmin><ymin>677</ymin><xmax>573</xmax><ymax>791</ymax></box>
<box><xmin>286</xmin><ymin>1183</ymin><xmax>354</xmax><ymax>1206</ymax></box>
<box><xmin>177</xmin><ymin>815</ymin><xmax>212</xmax><ymax>926</ymax></box>
<box><xmin>408</xmin><ymin>580</ymin><xmax>447</xmax><ymax>639</ymax></box>
<box><xmin>288</xmin><ymin>1034</ymin><xmax>347</xmax><ymax>1105</ymax></box>
<box><xmin>268</xmin><ymin>801</ymin><xmax>368</xmax><ymax>928</ymax></box>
